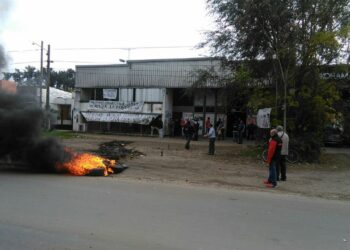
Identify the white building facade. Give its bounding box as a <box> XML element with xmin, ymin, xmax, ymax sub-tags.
<box><xmin>73</xmin><ymin>57</ymin><xmax>230</xmax><ymax>136</ymax></box>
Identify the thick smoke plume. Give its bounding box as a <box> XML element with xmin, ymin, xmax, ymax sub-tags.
<box><xmin>0</xmin><ymin>91</ymin><xmax>69</xmax><ymax>172</ymax></box>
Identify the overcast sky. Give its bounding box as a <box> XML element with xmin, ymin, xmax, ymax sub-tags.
<box><xmin>0</xmin><ymin>0</ymin><xmax>214</xmax><ymax>72</ymax></box>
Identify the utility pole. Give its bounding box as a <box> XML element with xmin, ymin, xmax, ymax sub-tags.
<box><xmin>39</xmin><ymin>41</ymin><xmax>43</xmax><ymax>108</ymax></box>
<box><xmin>46</xmin><ymin>44</ymin><xmax>51</xmax><ymax>112</ymax></box>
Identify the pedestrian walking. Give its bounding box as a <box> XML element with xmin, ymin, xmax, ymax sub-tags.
<box><xmin>204</xmin><ymin>123</ymin><xmax>216</xmax><ymax>155</ymax></box>
<box><xmin>276</xmin><ymin>125</ymin><xmax>289</xmax><ymax>181</ymax></box>
<box><xmin>205</xmin><ymin>117</ymin><xmax>211</xmax><ymax>133</ymax></box>
<box><xmin>238</xmin><ymin>119</ymin><xmax>245</xmax><ymax>144</ymax></box>
<box><xmin>183</xmin><ymin>119</ymin><xmax>194</xmax><ymax>150</ymax></box>
<box><xmin>264</xmin><ymin>129</ymin><xmax>282</xmax><ymax>188</ymax></box>
<box><xmin>193</xmin><ymin>119</ymin><xmax>199</xmax><ymax>141</ymax></box>
<box><xmin>216</xmin><ymin>118</ymin><xmax>224</xmax><ymax>140</ymax></box>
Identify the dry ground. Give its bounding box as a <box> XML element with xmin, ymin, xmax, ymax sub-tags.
<box><xmin>61</xmin><ymin>133</ymin><xmax>350</xmax><ymax>201</ymax></box>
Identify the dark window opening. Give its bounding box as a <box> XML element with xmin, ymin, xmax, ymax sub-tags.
<box><xmin>195</xmin><ymin>106</ymin><xmax>203</xmax><ymax>112</ymax></box>
<box><xmin>90</xmin><ymin>88</ymin><xmax>103</xmax><ymax>100</ymax></box>
<box><xmin>173</xmin><ymin>88</ymin><xmax>193</xmax><ymax>106</ymax></box>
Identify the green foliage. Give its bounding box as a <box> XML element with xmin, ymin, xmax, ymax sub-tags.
<box><xmin>4</xmin><ymin>66</ymin><xmax>75</xmax><ymax>91</ymax></box>
<box><xmin>247</xmin><ymin>88</ymin><xmax>274</xmax><ymax>112</ymax></box>
<box><xmin>204</xmin><ymin>0</ymin><xmax>350</xmax><ymax>162</ymax></box>
<box><xmin>223</xmin><ymin>64</ymin><xmax>252</xmax><ymax>110</ymax></box>
<box><xmin>290</xmin><ymin>135</ymin><xmax>322</xmax><ymax>163</ymax></box>
<box><xmin>42</xmin><ymin>130</ymin><xmax>80</xmax><ymax>139</ymax></box>
<box><xmin>50</xmin><ymin>69</ymin><xmax>75</xmax><ymax>91</ymax></box>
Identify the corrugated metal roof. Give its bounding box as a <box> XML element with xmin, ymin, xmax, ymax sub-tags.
<box><xmin>75</xmin><ymin>57</ymin><xmax>225</xmax><ymax>88</ymax></box>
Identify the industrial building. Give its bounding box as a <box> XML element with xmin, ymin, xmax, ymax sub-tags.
<box><xmin>73</xmin><ymin>57</ymin><xmax>231</xmax><ymax>136</ymax></box>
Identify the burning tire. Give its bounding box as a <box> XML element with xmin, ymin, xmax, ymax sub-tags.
<box><xmin>84</xmin><ymin>168</ymin><xmax>106</xmax><ymax>176</ymax></box>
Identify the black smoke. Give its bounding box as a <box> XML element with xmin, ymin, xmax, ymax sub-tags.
<box><xmin>0</xmin><ymin>91</ymin><xmax>68</xmax><ymax>172</ymax></box>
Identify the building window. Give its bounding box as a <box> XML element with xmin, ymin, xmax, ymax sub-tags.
<box><xmin>173</xmin><ymin>88</ymin><xmax>193</xmax><ymax>106</ymax></box>
<box><xmin>194</xmin><ymin>106</ymin><xmax>203</xmax><ymax>112</ymax></box>
<box><xmin>195</xmin><ymin>106</ymin><xmax>215</xmax><ymax>112</ymax></box>
<box><xmin>91</xmin><ymin>88</ymin><xmax>103</xmax><ymax>100</ymax></box>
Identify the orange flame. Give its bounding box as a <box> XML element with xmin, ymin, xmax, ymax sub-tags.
<box><xmin>56</xmin><ymin>152</ymin><xmax>116</xmax><ymax>176</ymax></box>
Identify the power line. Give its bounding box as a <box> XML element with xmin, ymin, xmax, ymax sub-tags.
<box><xmin>53</xmin><ymin>46</ymin><xmax>195</xmax><ymax>51</ymax></box>
<box><xmin>7</xmin><ymin>49</ymin><xmax>40</xmax><ymax>53</ymax></box>
<box><xmin>7</xmin><ymin>45</ymin><xmax>195</xmax><ymax>53</ymax></box>
<box><xmin>9</xmin><ymin>61</ymin><xmax>40</xmax><ymax>64</ymax></box>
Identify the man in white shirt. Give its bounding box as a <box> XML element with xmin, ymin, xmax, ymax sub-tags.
<box><xmin>206</xmin><ymin>123</ymin><xmax>216</xmax><ymax>155</ymax></box>
<box><xmin>276</xmin><ymin>125</ymin><xmax>289</xmax><ymax>181</ymax></box>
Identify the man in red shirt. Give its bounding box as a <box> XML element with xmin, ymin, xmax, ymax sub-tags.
<box><xmin>205</xmin><ymin>117</ymin><xmax>211</xmax><ymax>133</ymax></box>
<box><xmin>264</xmin><ymin>129</ymin><xmax>282</xmax><ymax>188</ymax></box>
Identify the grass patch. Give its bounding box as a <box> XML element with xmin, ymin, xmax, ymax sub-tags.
<box><xmin>241</xmin><ymin>145</ymin><xmax>350</xmax><ymax>171</ymax></box>
<box><xmin>318</xmin><ymin>153</ymin><xmax>350</xmax><ymax>170</ymax></box>
<box><xmin>42</xmin><ymin>130</ymin><xmax>83</xmax><ymax>139</ymax></box>
<box><xmin>288</xmin><ymin>153</ymin><xmax>350</xmax><ymax>171</ymax></box>
<box><xmin>240</xmin><ymin>145</ymin><xmax>263</xmax><ymax>159</ymax></box>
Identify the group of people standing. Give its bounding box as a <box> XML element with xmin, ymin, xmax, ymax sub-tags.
<box><xmin>264</xmin><ymin>125</ymin><xmax>289</xmax><ymax>188</ymax></box>
<box><xmin>164</xmin><ymin>116</ymin><xmax>290</xmax><ymax>188</ymax></box>
<box><xmin>182</xmin><ymin>117</ymin><xmax>217</xmax><ymax>155</ymax></box>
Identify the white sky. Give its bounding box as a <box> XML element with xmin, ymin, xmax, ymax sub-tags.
<box><xmin>0</xmin><ymin>0</ymin><xmax>215</xmax><ymax>72</ymax></box>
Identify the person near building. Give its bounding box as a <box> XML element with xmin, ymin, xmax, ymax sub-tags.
<box><xmin>238</xmin><ymin>119</ymin><xmax>245</xmax><ymax>144</ymax></box>
<box><xmin>216</xmin><ymin>118</ymin><xmax>225</xmax><ymax>141</ymax></box>
<box><xmin>193</xmin><ymin>119</ymin><xmax>200</xmax><ymax>141</ymax></box>
<box><xmin>205</xmin><ymin>123</ymin><xmax>216</xmax><ymax>155</ymax></box>
<box><xmin>150</xmin><ymin>116</ymin><xmax>163</xmax><ymax>137</ymax></box>
<box><xmin>205</xmin><ymin>117</ymin><xmax>211</xmax><ymax>133</ymax></box>
<box><xmin>180</xmin><ymin>118</ymin><xmax>186</xmax><ymax>137</ymax></box>
<box><xmin>264</xmin><ymin>129</ymin><xmax>282</xmax><ymax>188</ymax></box>
<box><xmin>233</xmin><ymin>120</ymin><xmax>239</xmax><ymax>143</ymax></box>
<box><xmin>246</xmin><ymin>121</ymin><xmax>256</xmax><ymax>140</ymax></box>
<box><xmin>168</xmin><ymin>118</ymin><xmax>174</xmax><ymax>137</ymax></box>
<box><xmin>183</xmin><ymin>119</ymin><xmax>194</xmax><ymax>150</ymax></box>
<box><xmin>276</xmin><ymin>125</ymin><xmax>289</xmax><ymax>181</ymax></box>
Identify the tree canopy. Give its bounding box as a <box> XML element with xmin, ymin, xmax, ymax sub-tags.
<box><xmin>202</xmin><ymin>0</ymin><xmax>350</xmax><ymax>161</ymax></box>
<box><xmin>3</xmin><ymin>66</ymin><xmax>75</xmax><ymax>91</ymax></box>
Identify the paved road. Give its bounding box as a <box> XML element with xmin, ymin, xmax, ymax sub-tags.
<box><xmin>0</xmin><ymin>172</ymin><xmax>349</xmax><ymax>250</ymax></box>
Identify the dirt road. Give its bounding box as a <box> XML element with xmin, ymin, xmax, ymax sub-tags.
<box><xmin>61</xmin><ymin>133</ymin><xmax>350</xmax><ymax>201</ymax></box>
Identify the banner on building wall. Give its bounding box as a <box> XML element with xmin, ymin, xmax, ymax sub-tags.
<box><xmin>103</xmin><ymin>89</ymin><xmax>117</xmax><ymax>99</ymax></box>
<box><xmin>257</xmin><ymin>108</ymin><xmax>272</xmax><ymax>128</ymax></box>
<box><xmin>88</xmin><ymin>100</ymin><xmax>144</xmax><ymax>112</ymax></box>
<box><xmin>81</xmin><ymin>112</ymin><xmax>157</xmax><ymax>125</ymax></box>
<box><xmin>182</xmin><ymin>112</ymin><xmax>194</xmax><ymax>120</ymax></box>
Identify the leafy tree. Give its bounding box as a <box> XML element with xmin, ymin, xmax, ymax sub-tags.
<box><xmin>50</xmin><ymin>69</ymin><xmax>75</xmax><ymax>91</ymax></box>
<box><xmin>203</xmin><ymin>0</ymin><xmax>350</xmax><ymax>161</ymax></box>
<box><xmin>187</xmin><ymin>66</ymin><xmax>221</xmax><ymax>134</ymax></box>
<box><xmin>3</xmin><ymin>66</ymin><xmax>75</xmax><ymax>91</ymax></box>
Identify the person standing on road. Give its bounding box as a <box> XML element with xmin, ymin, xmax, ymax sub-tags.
<box><xmin>238</xmin><ymin>119</ymin><xmax>245</xmax><ymax>144</ymax></box>
<box><xmin>276</xmin><ymin>125</ymin><xmax>289</xmax><ymax>181</ymax></box>
<box><xmin>216</xmin><ymin>118</ymin><xmax>224</xmax><ymax>141</ymax></box>
<box><xmin>184</xmin><ymin>119</ymin><xmax>194</xmax><ymax>150</ymax></box>
<box><xmin>193</xmin><ymin>119</ymin><xmax>199</xmax><ymax>141</ymax></box>
<box><xmin>205</xmin><ymin>123</ymin><xmax>216</xmax><ymax>155</ymax></box>
<box><xmin>264</xmin><ymin>129</ymin><xmax>282</xmax><ymax>188</ymax></box>
<box><xmin>205</xmin><ymin>117</ymin><xmax>211</xmax><ymax>133</ymax></box>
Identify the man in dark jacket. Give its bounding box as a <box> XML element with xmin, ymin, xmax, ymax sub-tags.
<box><xmin>264</xmin><ymin>129</ymin><xmax>282</xmax><ymax>188</ymax></box>
<box><xmin>183</xmin><ymin>119</ymin><xmax>194</xmax><ymax>150</ymax></box>
<box><xmin>238</xmin><ymin>119</ymin><xmax>245</xmax><ymax>144</ymax></box>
